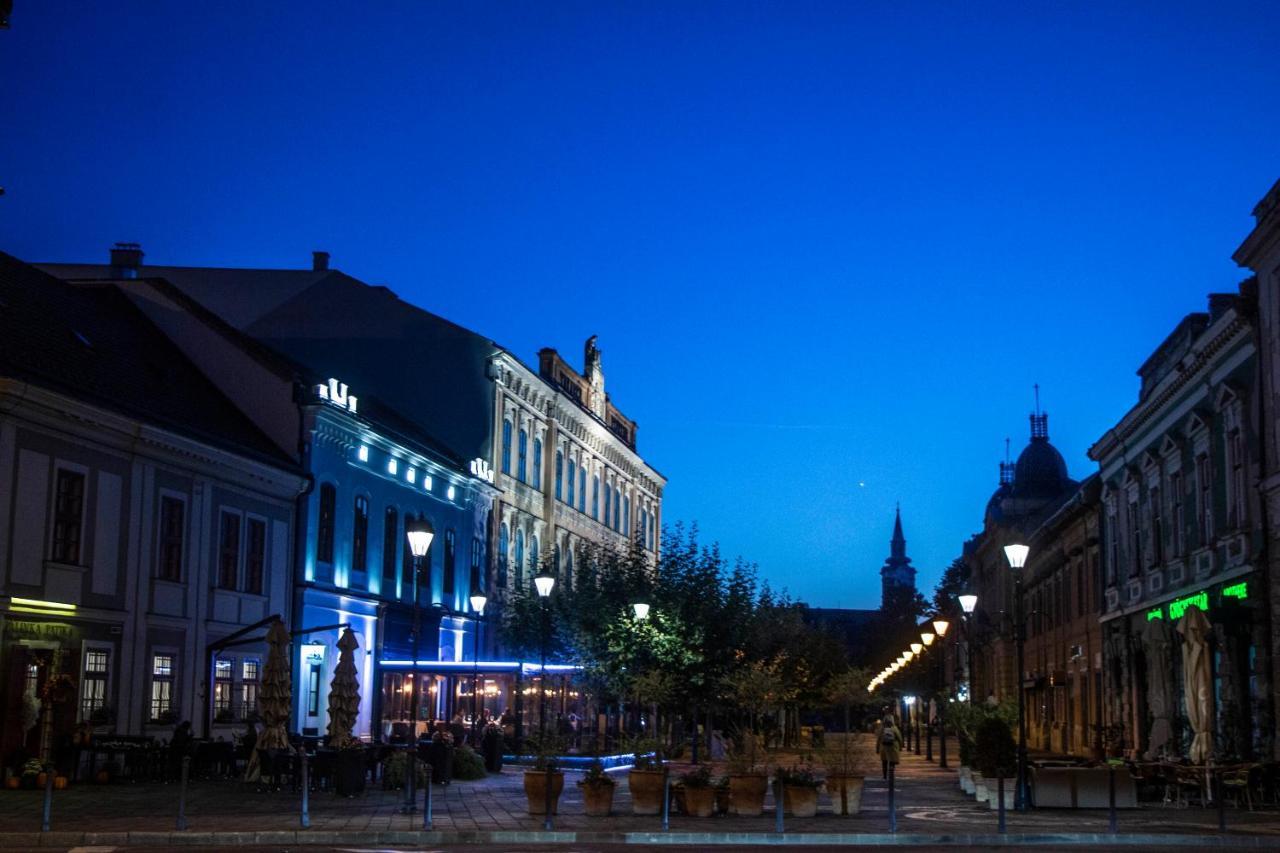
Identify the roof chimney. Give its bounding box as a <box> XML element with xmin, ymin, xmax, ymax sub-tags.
<box><xmin>312</xmin><ymin>251</ymin><xmax>330</xmax><ymax>271</ymax></box>
<box><xmin>109</xmin><ymin>242</ymin><xmax>144</xmax><ymax>279</ymax></box>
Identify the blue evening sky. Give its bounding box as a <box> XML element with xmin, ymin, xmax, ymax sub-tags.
<box><xmin>2</xmin><ymin>2</ymin><xmax>1277</xmax><ymax>609</ymax></box>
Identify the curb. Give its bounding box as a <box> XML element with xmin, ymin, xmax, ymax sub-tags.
<box><xmin>1</xmin><ymin>830</ymin><xmax>1277</xmax><ymax>847</ymax></box>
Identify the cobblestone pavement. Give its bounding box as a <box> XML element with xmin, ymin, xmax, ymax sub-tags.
<box><xmin>0</xmin><ymin>737</ymin><xmax>1277</xmax><ymax>841</ymax></box>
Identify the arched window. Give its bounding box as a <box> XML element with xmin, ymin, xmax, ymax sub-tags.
<box><xmin>501</xmin><ymin>418</ymin><xmax>513</xmax><ymax>475</ymax></box>
<box><xmin>498</xmin><ymin>522</ymin><xmax>509</xmax><ymax>588</ymax></box>
<box><xmin>613</xmin><ymin>489</ymin><xmax>622</xmax><ymax>532</ymax></box>
<box><xmin>382</xmin><ymin>506</ymin><xmax>399</xmax><ymax>596</ymax></box>
<box><xmin>578</xmin><ymin>467</ymin><xmax>587</xmax><ymax>513</ymax></box>
<box><xmin>443</xmin><ymin>529</ymin><xmax>456</xmax><ymax>596</ymax></box>
<box><xmin>604</xmin><ymin>482</ymin><xmax>612</xmax><ymax>526</ymax></box>
<box><xmin>517</xmin><ymin>428</ymin><xmax>528</xmax><ymax>483</ymax></box>
<box><xmin>567</xmin><ymin>458</ymin><xmax>577</xmax><ymax>506</ymax></box>
<box><xmin>564</xmin><ymin>545</ymin><xmax>573</xmax><ymax>586</ymax></box>
<box><xmin>352</xmin><ymin>495</ymin><xmax>369</xmax><ymax>577</ymax></box>
<box><xmin>532</xmin><ymin>438</ymin><xmax>543</xmax><ymax>491</ymax></box>
<box><xmin>514</xmin><ymin>529</ymin><xmax>525</xmax><ymax>589</ymax></box>
<box><xmin>529</xmin><ymin>535</ymin><xmax>539</xmax><ymax>582</ymax></box>
<box><xmin>401</xmin><ymin>512</ymin><xmax>416</xmax><ymax>598</ymax></box>
<box><xmin>317</xmin><ymin>483</ymin><xmax>336</xmax><ymax>564</ymax></box>
<box><xmin>470</xmin><ymin>535</ymin><xmax>483</xmax><ymax>593</ymax></box>
<box><xmin>555</xmin><ymin>450</ymin><xmax>563</xmax><ymax>499</ymax></box>
<box><xmin>592</xmin><ymin>475</ymin><xmax>600</xmax><ymax>519</ymax></box>
<box><xmin>623</xmin><ymin>495</ymin><xmax>631</xmax><ymax>534</ymax></box>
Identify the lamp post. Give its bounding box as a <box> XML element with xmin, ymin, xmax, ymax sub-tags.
<box><xmin>469</xmin><ymin>593</ymin><xmax>487</xmax><ymax>745</ymax></box>
<box><xmin>958</xmin><ymin>594</ymin><xmax>978</xmax><ymax>705</ymax></box>
<box><xmin>631</xmin><ymin>600</ymin><xmax>651</xmax><ymax>745</ymax></box>
<box><xmin>534</xmin><ymin>568</ymin><xmax>556</xmax><ymax>736</ymax></box>
<box><xmin>405</xmin><ymin>520</ymin><xmax>435</xmax><ymax>743</ymax></box>
<box><xmin>920</xmin><ymin>628</ymin><xmax>936</xmax><ymax>762</ymax></box>
<box><xmin>933</xmin><ymin>617</ymin><xmax>950</xmax><ymax>769</ymax></box>
<box><xmin>1004</xmin><ymin>543</ymin><xmax>1030</xmax><ymax>811</ymax></box>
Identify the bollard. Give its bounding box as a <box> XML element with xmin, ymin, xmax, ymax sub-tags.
<box><xmin>774</xmin><ymin>776</ymin><xmax>784</xmax><ymax>834</ymax></box>
<box><xmin>1107</xmin><ymin>765</ymin><xmax>1117</xmax><ymax>834</ymax></box>
<box><xmin>300</xmin><ymin>748</ymin><xmax>310</xmax><ymax>829</ymax></box>
<box><xmin>402</xmin><ymin>751</ymin><xmax>416</xmax><ymax>814</ymax></box>
<box><xmin>423</xmin><ymin>764</ymin><xmax>433</xmax><ymax>830</ymax></box>
<box><xmin>40</xmin><ymin>762</ymin><xmax>54</xmax><ymax>832</ymax></box>
<box><xmin>176</xmin><ymin>755</ymin><xmax>190</xmax><ymax>831</ymax></box>
<box><xmin>887</xmin><ymin>762</ymin><xmax>897</xmax><ymax>833</ymax></box>
<box><xmin>997</xmin><ymin>774</ymin><xmax>1006</xmax><ymax>834</ymax></box>
<box><xmin>661</xmin><ymin>768</ymin><xmax>671</xmax><ymax>831</ymax></box>
<box><xmin>1216</xmin><ymin>769</ymin><xmax>1225</xmax><ymax>833</ymax></box>
<box><xmin>543</xmin><ymin>765</ymin><xmax>554</xmax><ymax>831</ymax></box>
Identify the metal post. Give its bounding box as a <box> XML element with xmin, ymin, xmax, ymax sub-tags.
<box><xmin>914</xmin><ymin>706</ymin><xmax>921</xmax><ymax>755</ymax></box>
<box><xmin>925</xmin><ymin>700</ymin><xmax>933</xmax><ymax>762</ymax></box>
<box><xmin>472</xmin><ymin>611</ymin><xmax>482</xmax><ymax>747</ymax></box>
<box><xmin>1216</xmin><ymin>769</ymin><xmax>1225</xmax><ymax>833</ymax></box>
<box><xmin>402</xmin><ymin>751</ymin><xmax>416</xmax><ymax>813</ymax></box>
<box><xmin>176</xmin><ymin>755</ymin><xmax>190</xmax><ymax>831</ymax></box>
<box><xmin>997</xmin><ymin>774</ymin><xmax>1006</xmax><ymax>834</ymax></box>
<box><xmin>661</xmin><ymin>768</ymin><xmax>671</xmax><ymax>831</ymax></box>
<box><xmin>966</xmin><ymin>615</ymin><xmax>977</xmax><ymax>706</ymax></box>
<box><xmin>40</xmin><ymin>762</ymin><xmax>54</xmax><ymax>833</ymax></box>
<box><xmin>938</xmin><ymin>643</ymin><xmax>949</xmax><ymax>769</ymax></box>
<box><xmin>540</xmin><ymin>601</ymin><xmax>549</xmax><ymax>737</ymax></box>
<box><xmin>1107</xmin><ymin>764</ymin><xmax>1117</xmax><ymax>834</ymax></box>
<box><xmin>543</xmin><ymin>765</ymin><xmax>554</xmax><ymax>831</ymax></box>
<box><xmin>1014</xmin><ymin>574</ymin><xmax>1029</xmax><ymax>811</ymax></box>
<box><xmin>774</xmin><ymin>776</ymin><xmax>784</xmax><ymax>834</ymax></box>
<box><xmin>888</xmin><ymin>761</ymin><xmax>897</xmax><ymax>833</ymax></box>
<box><xmin>409</xmin><ymin>553</ymin><xmax>423</xmax><ymax>751</ymax></box>
<box><xmin>423</xmin><ymin>764</ymin><xmax>433</xmax><ymax>830</ymax></box>
<box><xmin>300</xmin><ymin>747</ymin><xmax>310</xmax><ymax>829</ymax></box>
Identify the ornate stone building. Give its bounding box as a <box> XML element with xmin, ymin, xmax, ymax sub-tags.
<box><xmin>1089</xmin><ymin>283</ymin><xmax>1270</xmax><ymax>761</ymax></box>
<box><xmin>1233</xmin><ymin>177</ymin><xmax>1280</xmax><ymax>758</ymax></box>
<box><xmin>489</xmin><ymin>338</ymin><xmax>665</xmax><ymax>601</ymax></box>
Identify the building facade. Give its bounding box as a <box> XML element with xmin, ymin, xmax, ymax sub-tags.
<box><xmin>1089</xmin><ymin>283</ymin><xmax>1271</xmax><ymax>761</ymax></box>
<box><xmin>1233</xmin><ymin>176</ymin><xmax>1280</xmax><ymax>759</ymax></box>
<box><xmin>0</xmin><ymin>255</ymin><xmax>303</xmax><ymax>768</ymax></box>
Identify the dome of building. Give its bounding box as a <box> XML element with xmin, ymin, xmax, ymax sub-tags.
<box><xmin>984</xmin><ymin>482</ymin><xmax>1011</xmax><ymax>524</ymax></box>
<box><xmin>1012</xmin><ymin>413</ymin><xmax>1071</xmax><ymax>499</ymax></box>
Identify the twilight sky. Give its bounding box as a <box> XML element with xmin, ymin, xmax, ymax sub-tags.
<box><xmin>2</xmin><ymin>2</ymin><xmax>1278</xmax><ymax>609</ymax></box>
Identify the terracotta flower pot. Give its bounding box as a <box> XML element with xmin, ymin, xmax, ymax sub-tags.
<box><xmin>684</xmin><ymin>785</ymin><xmax>716</xmax><ymax>817</ymax></box>
<box><xmin>4</xmin><ymin>777</ymin><xmax>19</xmax><ymax>790</ymax></box>
<box><xmin>95</xmin><ymin>770</ymin><xmax>110</xmax><ymax>784</ymax></box>
<box><xmin>35</xmin><ymin>773</ymin><xmax>48</xmax><ymax>789</ymax></box>
<box><xmin>728</xmin><ymin>773</ymin><xmax>768</xmax><ymax>816</ymax></box>
<box><xmin>580</xmin><ymin>780</ymin><xmax>615</xmax><ymax>816</ymax></box>
<box><xmin>825</xmin><ymin>774</ymin><xmax>865</xmax><ymax>815</ymax></box>
<box><xmin>523</xmin><ymin>769</ymin><xmax>565</xmax><ymax>815</ymax></box>
<box><xmin>53</xmin><ymin>776</ymin><xmax>68</xmax><ymax>790</ymax></box>
<box><xmin>714</xmin><ymin>786</ymin><xmax>730</xmax><ymax>814</ymax></box>
<box><xmin>784</xmin><ymin>785</ymin><xmax>820</xmax><ymax>817</ymax></box>
<box><xmin>628</xmin><ymin>769</ymin><xmax>666</xmax><ymax>815</ymax></box>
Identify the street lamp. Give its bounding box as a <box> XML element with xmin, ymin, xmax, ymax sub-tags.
<box><xmin>931</xmin><ymin>617</ymin><xmax>952</xmax><ymax>769</ymax></box>
<box><xmin>405</xmin><ymin>520</ymin><xmax>434</xmax><ymax>742</ymax></box>
<box><xmin>1004</xmin><ymin>543</ymin><xmax>1030</xmax><ymax>811</ymax></box>
<box><xmin>469</xmin><ymin>592</ymin><xmax>487</xmax><ymax>743</ymax></box>
<box><xmin>632</xmin><ymin>601</ymin><xmax>650</xmax><ymax>620</ymax></box>
<box><xmin>958</xmin><ymin>594</ymin><xmax>978</xmax><ymax>705</ymax></box>
<box><xmin>920</xmin><ymin>627</ymin><xmax>936</xmax><ymax>761</ymax></box>
<box><xmin>534</xmin><ymin>567</ymin><xmax>555</xmax><ymax>736</ymax></box>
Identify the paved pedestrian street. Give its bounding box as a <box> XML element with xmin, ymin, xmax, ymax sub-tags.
<box><xmin>2</xmin><ymin>740</ymin><xmax>1278</xmax><ymax>847</ymax></box>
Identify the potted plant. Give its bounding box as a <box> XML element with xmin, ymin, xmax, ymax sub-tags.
<box><xmin>821</xmin><ymin>733</ymin><xmax>874</xmax><ymax>815</ymax></box>
<box><xmin>627</xmin><ymin>739</ymin><xmax>666</xmax><ymax>815</ymax></box>
<box><xmin>778</xmin><ymin>761</ymin><xmax>823</xmax><ymax>817</ymax></box>
<box><xmin>974</xmin><ymin>715</ymin><xmax>1017</xmax><ymax>811</ymax></box>
<box><xmin>577</xmin><ymin>760</ymin><xmax>616</xmax><ymax>817</ymax></box>
<box><xmin>522</xmin><ymin>733</ymin><xmax>566</xmax><ymax>816</ymax></box>
<box><xmin>680</xmin><ymin>765</ymin><xmax>716</xmax><ymax>817</ymax></box>
<box><xmin>20</xmin><ymin>759</ymin><xmax>42</xmax><ymax>790</ymax></box>
<box><xmin>725</xmin><ymin>732</ymin><xmax>769</xmax><ymax>816</ymax></box>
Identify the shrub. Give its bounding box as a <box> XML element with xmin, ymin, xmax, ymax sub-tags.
<box><xmin>776</xmin><ymin>762</ymin><xmax>822</xmax><ymax>788</ymax></box>
<box><xmin>381</xmin><ymin>751</ymin><xmax>427</xmax><ymax>789</ymax></box>
<box><xmin>974</xmin><ymin>716</ymin><xmax>1016</xmax><ymax>779</ymax></box>
<box><xmin>451</xmin><ymin>745</ymin><xmax>486</xmax><ymax>781</ymax></box>
<box><xmin>680</xmin><ymin>765</ymin><xmax>713</xmax><ymax>788</ymax></box>
<box><xmin>578</xmin><ymin>760</ymin><xmax>615</xmax><ymax>788</ymax></box>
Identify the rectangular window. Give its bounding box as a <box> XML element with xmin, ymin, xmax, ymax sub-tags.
<box><xmin>317</xmin><ymin>483</ymin><xmax>336</xmax><ymax>564</ymax></box>
<box><xmin>579</xmin><ymin>468</ymin><xmax>587</xmax><ymax>513</ymax></box>
<box><xmin>1127</xmin><ymin>498</ymin><xmax>1140</xmax><ymax>576</ymax></box>
<box><xmin>241</xmin><ymin>659</ymin><xmax>259</xmax><ymax>719</ymax></box>
<box><xmin>592</xmin><ymin>475</ymin><xmax>600</xmax><ymax>519</ymax></box>
<box><xmin>150</xmin><ymin>654</ymin><xmax>174</xmax><ymax>721</ymax></box>
<box><xmin>352</xmin><ymin>496</ymin><xmax>369</xmax><ymax>578</ymax></box>
<box><xmin>244</xmin><ymin>517</ymin><xmax>266</xmax><ymax>594</ymax></box>
<box><xmin>1149</xmin><ymin>485</ymin><xmax>1163</xmax><ymax>566</ymax></box>
<box><xmin>444</xmin><ymin>529</ymin><xmax>456</xmax><ymax>596</ymax></box>
<box><xmin>218</xmin><ymin>512</ymin><xmax>241</xmax><ymax>589</ymax></box>
<box><xmin>157</xmin><ymin>496</ymin><xmax>186</xmax><ymax>581</ymax></box>
<box><xmin>567</xmin><ymin>459</ymin><xmax>576</xmax><ymax>505</ymax></box>
<box><xmin>623</xmin><ymin>496</ymin><xmax>630</xmax><ymax>534</ymax></box>
<box><xmin>555</xmin><ymin>450</ymin><xmax>563</xmax><ymax>500</ymax></box>
<box><xmin>501</xmin><ymin>419</ymin><xmax>512</xmax><ymax>474</ymax></box>
<box><xmin>213</xmin><ymin>658</ymin><xmax>233</xmax><ymax>718</ymax></box>
<box><xmin>614</xmin><ymin>490</ymin><xmax>622</xmax><ymax>532</ymax></box>
<box><xmin>532</xmin><ymin>438</ymin><xmax>542</xmax><ymax>490</ymax></box>
<box><xmin>307</xmin><ymin>663</ymin><xmax>322</xmax><ymax>716</ymax></box>
<box><xmin>52</xmin><ymin>468</ymin><xmax>86</xmax><ymax>564</ymax></box>
<box><xmin>1196</xmin><ymin>454</ymin><xmax>1213</xmax><ymax>545</ymax></box>
<box><xmin>1170</xmin><ymin>471</ymin><xmax>1184</xmax><ymax>557</ymax></box>
<box><xmin>1229</xmin><ymin>430</ymin><xmax>1246</xmax><ymax>529</ymax></box>
<box><xmin>81</xmin><ymin>648</ymin><xmax>109</xmax><ymax>720</ymax></box>
<box><xmin>517</xmin><ymin>429</ymin><xmax>528</xmax><ymax>484</ymax></box>
<box><xmin>604</xmin><ymin>482</ymin><xmax>612</xmax><ymax>526</ymax></box>
<box><xmin>382</xmin><ymin>507</ymin><xmax>399</xmax><ymax>596</ymax></box>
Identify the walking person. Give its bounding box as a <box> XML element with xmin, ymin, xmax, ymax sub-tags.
<box><xmin>876</xmin><ymin>715</ymin><xmax>903</xmax><ymax>780</ymax></box>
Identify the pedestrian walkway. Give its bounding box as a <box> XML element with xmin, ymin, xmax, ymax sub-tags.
<box><xmin>0</xmin><ymin>737</ymin><xmax>1276</xmax><ymax>847</ymax></box>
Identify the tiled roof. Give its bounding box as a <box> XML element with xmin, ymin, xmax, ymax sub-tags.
<box><xmin>0</xmin><ymin>252</ymin><xmax>296</xmax><ymax>468</ymax></box>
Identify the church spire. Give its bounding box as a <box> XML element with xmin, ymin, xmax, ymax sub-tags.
<box><xmin>891</xmin><ymin>503</ymin><xmax>906</xmax><ymax>559</ymax></box>
<box><xmin>881</xmin><ymin>505</ymin><xmax>917</xmax><ymax>610</ymax></box>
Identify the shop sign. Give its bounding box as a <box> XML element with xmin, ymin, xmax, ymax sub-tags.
<box><xmin>5</xmin><ymin>620</ymin><xmax>75</xmax><ymax>641</ymax></box>
<box><xmin>1144</xmin><ymin>580</ymin><xmax>1249</xmax><ymax>623</ymax></box>
<box><xmin>316</xmin><ymin>378</ymin><xmax>358</xmax><ymax>414</ymax></box>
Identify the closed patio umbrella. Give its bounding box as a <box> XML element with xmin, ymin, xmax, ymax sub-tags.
<box><xmin>245</xmin><ymin>620</ymin><xmax>292</xmax><ymax>781</ymax></box>
<box><xmin>1143</xmin><ymin>617</ymin><xmax>1173</xmax><ymax>759</ymax></box>
<box><xmin>326</xmin><ymin>628</ymin><xmax>361</xmax><ymax>748</ymax></box>
<box><xmin>1177</xmin><ymin>605</ymin><xmax>1214</xmax><ymax>765</ymax></box>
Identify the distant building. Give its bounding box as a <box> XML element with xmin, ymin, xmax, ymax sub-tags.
<box><xmin>881</xmin><ymin>506</ymin><xmax>918</xmax><ymax>609</ymax></box>
<box><xmin>0</xmin><ymin>253</ymin><xmax>303</xmax><ymax>763</ymax></box>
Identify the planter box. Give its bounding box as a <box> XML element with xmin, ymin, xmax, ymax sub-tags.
<box><xmin>825</xmin><ymin>775</ymin><xmax>865</xmax><ymax>816</ymax></box>
<box><xmin>523</xmin><ymin>770</ymin><xmax>564</xmax><ymax>815</ymax></box>
<box><xmin>628</xmin><ymin>769</ymin><xmax>666</xmax><ymax>815</ymax></box>
<box><xmin>728</xmin><ymin>774</ymin><xmax>768</xmax><ymax>816</ymax></box>
<box><xmin>684</xmin><ymin>785</ymin><xmax>716</xmax><ymax>817</ymax></box>
<box><xmin>580</xmin><ymin>781</ymin><xmax>615</xmax><ymax>817</ymax></box>
<box><xmin>958</xmin><ymin>766</ymin><xmax>973</xmax><ymax>793</ymax></box>
<box><xmin>974</xmin><ymin>776</ymin><xmax>990</xmax><ymax>803</ymax></box>
<box><xmin>987</xmin><ymin>779</ymin><xmax>1014</xmax><ymax>811</ymax></box>
<box><xmin>783</xmin><ymin>785</ymin><xmax>820</xmax><ymax>817</ymax></box>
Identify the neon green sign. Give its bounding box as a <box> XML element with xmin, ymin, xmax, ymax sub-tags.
<box><xmin>1146</xmin><ymin>608</ymin><xmax>1164</xmax><ymax>621</ymax></box>
<box><xmin>1222</xmin><ymin>581</ymin><xmax>1248</xmax><ymax>601</ymax></box>
<box><xmin>1169</xmin><ymin>591</ymin><xmax>1209</xmax><ymax>620</ymax></box>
